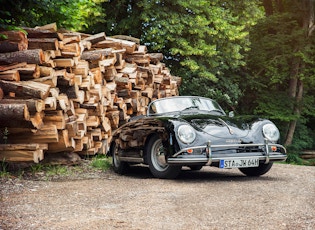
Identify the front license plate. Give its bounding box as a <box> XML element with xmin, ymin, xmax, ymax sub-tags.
<box><xmin>219</xmin><ymin>158</ymin><xmax>259</xmax><ymax>169</ymax></box>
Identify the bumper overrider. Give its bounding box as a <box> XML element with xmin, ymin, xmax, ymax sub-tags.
<box><xmin>167</xmin><ymin>139</ymin><xmax>287</xmax><ymax>165</ymax></box>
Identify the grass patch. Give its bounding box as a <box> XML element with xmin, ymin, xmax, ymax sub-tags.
<box><xmin>0</xmin><ymin>155</ymin><xmax>112</xmax><ymax>180</ymax></box>
<box><xmin>44</xmin><ymin>165</ymin><xmax>70</xmax><ymax>177</ymax></box>
<box><xmin>0</xmin><ymin>161</ymin><xmax>10</xmax><ymax>178</ymax></box>
<box><xmin>90</xmin><ymin>155</ymin><xmax>112</xmax><ymax>171</ymax></box>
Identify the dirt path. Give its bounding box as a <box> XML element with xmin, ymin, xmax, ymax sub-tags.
<box><xmin>1</xmin><ymin>163</ymin><xmax>314</xmax><ymax>230</ymax></box>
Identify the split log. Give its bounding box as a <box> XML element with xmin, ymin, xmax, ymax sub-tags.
<box><xmin>23</xmin><ymin>27</ymin><xmax>63</xmax><ymax>40</ymax></box>
<box><xmin>0</xmin><ymin>103</ymin><xmax>30</xmax><ymax>122</ymax></box>
<box><xmin>28</xmin><ymin>38</ymin><xmax>59</xmax><ymax>51</ymax></box>
<box><xmin>33</xmin><ymin>74</ymin><xmax>57</xmax><ymax>87</ymax></box>
<box><xmin>104</xmin><ymin>66</ymin><xmax>117</xmax><ymax>81</ymax></box>
<box><xmin>44</xmin><ymin>96</ymin><xmax>57</xmax><ymax>110</ymax></box>
<box><xmin>0</xmin><ymin>98</ymin><xmax>44</xmax><ymax>114</ymax></box>
<box><xmin>8</xmin><ymin>124</ymin><xmax>59</xmax><ymax>144</ymax></box>
<box><xmin>111</xmin><ymin>35</ymin><xmax>140</xmax><ymax>44</ymax></box>
<box><xmin>16</xmin><ymin>64</ymin><xmax>41</xmax><ymax>80</ymax></box>
<box><xmin>105</xmin><ymin>37</ymin><xmax>136</xmax><ymax>54</ymax></box>
<box><xmin>0</xmin><ymin>144</ymin><xmax>46</xmax><ymax>163</ymax></box>
<box><xmin>0</xmin><ymin>62</ymin><xmax>27</xmax><ymax>71</ymax></box>
<box><xmin>0</xmin><ymin>30</ymin><xmax>28</xmax><ymax>52</ymax></box>
<box><xmin>0</xmin><ymin>104</ymin><xmax>41</xmax><ymax>128</ymax></box>
<box><xmin>126</xmin><ymin>54</ymin><xmax>150</xmax><ymax>65</ymax></box>
<box><xmin>60</xmin><ymin>43</ymin><xmax>81</xmax><ymax>57</ymax></box>
<box><xmin>0</xmin><ymin>49</ymin><xmax>44</xmax><ymax>64</ymax></box>
<box><xmin>43</xmin><ymin>110</ymin><xmax>66</xmax><ymax>130</ymax></box>
<box><xmin>34</xmin><ymin>23</ymin><xmax>58</xmax><ymax>32</ymax></box>
<box><xmin>148</xmin><ymin>53</ymin><xmax>163</xmax><ymax>64</ymax></box>
<box><xmin>39</xmin><ymin>66</ymin><xmax>54</xmax><ymax>77</ymax></box>
<box><xmin>47</xmin><ymin>129</ymin><xmax>75</xmax><ymax>153</ymax></box>
<box><xmin>0</xmin><ymin>70</ymin><xmax>20</xmax><ymax>81</ymax></box>
<box><xmin>61</xmin><ymin>33</ymin><xmax>81</xmax><ymax>44</ymax></box>
<box><xmin>73</xmin><ymin>60</ymin><xmax>89</xmax><ymax>77</ymax></box>
<box><xmin>0</xmin><ymin>80</ymin><xmax>50</xmax><ymax>99</ymax></box>
<box><xmin>54</xmin><ymin>58</ymin><xmax>75</xmax><ymax>67</ymax></box>
<box><xmin>81</xmin><ymin>48</ymin><xmax>112</xmax><ymax>61</ymax></box>
<box><xmin>83</xmin><ymin>32</ymin><xmax>106</xmax><ymax>45</ymax></box>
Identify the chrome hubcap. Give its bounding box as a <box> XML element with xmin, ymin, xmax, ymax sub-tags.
<box><xmin>151</xmin><ymin>139</ymin><xmax>168</xmax><ymax>171</ymax></box>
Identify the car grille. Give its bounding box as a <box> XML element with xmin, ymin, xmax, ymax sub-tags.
<box><xmin>236</xmin><ymin>145</ymin><xmax>264</xmax><ymax>153</ymax></box>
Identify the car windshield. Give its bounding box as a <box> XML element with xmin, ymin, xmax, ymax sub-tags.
<box><xmin>147</xmin><ymin>96</ymin><xmax>225</xmax><ymax>116</ymax></box>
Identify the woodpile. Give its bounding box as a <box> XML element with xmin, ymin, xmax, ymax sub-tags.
<box><xmin>0</xmin><ymin>23</ymin><xmax>181</xmax><ymax>163</ymax></box>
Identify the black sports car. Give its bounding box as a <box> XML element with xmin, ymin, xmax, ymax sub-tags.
<box><xmin>108</xmin><ymin>96</ymin><xmax>287</xmax><ymax>179</ymax></box>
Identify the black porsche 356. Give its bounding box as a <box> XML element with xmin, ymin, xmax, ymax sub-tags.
<box><xmin>108</xmin><ymin>96</ymin><xmax>287</xmax><ymax>179</ymax></box>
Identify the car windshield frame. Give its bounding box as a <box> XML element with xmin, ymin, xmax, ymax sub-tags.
<box><xmin>147</xmin><ymin>96</ymin><xmax>226</xmax><ymax>116</ymax></box>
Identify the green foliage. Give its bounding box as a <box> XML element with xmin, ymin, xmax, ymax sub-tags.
<box><xmin>289</xmin><ymin>122</ymin><xmax>315</xmax><ymax>151</ymax></box>
<box><xmin>285</xmin><ymin>152</ymin><xmax>308</xmax><ymax>165</ymax></box>
<box><xmin>243</xmin><ymin>0</ymin><xmax>315</xmax><ymax>149</ymax></box>
<box><xmin>179</xmin><ymin>75</ymin><xmax>242</xmax><ymax>111</ymax></box>
<box><xmin>137</xmin><ymin>0</ymin><xmax>259</xmax><ymax>80</ymax></box>
<box><xmin>0</xmin><ymin>0</ymin><xmax>107</xmax><ymax>31</ymax></box>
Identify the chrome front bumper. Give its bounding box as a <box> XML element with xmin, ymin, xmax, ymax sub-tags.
<box><xmin>167</xmin><ymin>140</ymin><xmax>287</xmax><ymax>165</ymax></box>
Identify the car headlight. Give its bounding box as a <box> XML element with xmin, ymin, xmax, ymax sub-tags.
<box><xmin>263</xmin><ymin>124</ymin><xmax>280</xmax><ymax>142</ymax></box>
<box><xmin>177</xmin><ymin>124</ymin><xmax>196</xmax><ymax>144</ymax></box>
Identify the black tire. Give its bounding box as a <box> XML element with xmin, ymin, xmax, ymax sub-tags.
<box><xmin>145</xmin><ymin>135</ymin><xmax>181</xmax><ymax>179</ymax></box>
<box><xmin>239</xmin><ymin>162</ymin><xmax>273</xmax><ymax>176</ymax></box>
<box><xmin>111</xmin><ymin>142</ymin><xmax>129</xmax><ymax>175</ymax></box>
<box><xmin>189</xmin><ymin>165</ymin><xmax>203</xmax><ymax>171</ymax></box>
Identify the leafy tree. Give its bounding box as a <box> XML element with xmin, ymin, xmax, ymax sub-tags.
<box><xmin>244</xmin><ymin>0</ymin><xmax>315</xmax><ymax>147</ymax></box>
<box><xmin>100</xmin><ymin>0</ymin><xmax>263</xmax><ymax>108</ymax></box>
<box><xmin>0</xmin><ymin>0</ymin><xmax>107</xmax><ymax>31</ymax></box>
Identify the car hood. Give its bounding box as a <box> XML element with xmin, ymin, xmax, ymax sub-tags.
<box><xmin>175</xmin><ymin>113</ymin><xmax>259</xmax><ymax>139</ymax></box>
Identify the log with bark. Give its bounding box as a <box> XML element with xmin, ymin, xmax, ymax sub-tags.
<box><xmin>0</xmin><ymin>30</ymin><xmax>28</xmax><ymax>53</ymax></box>
<box><xmin>0</xmin><ymin>80</ymin><xmax>50</xmax><ymax>99</ymax></box>
<box><xmin>0</xmin><ymin>49</ymin><xmax>44</xmax><ymax>64</ymax></box>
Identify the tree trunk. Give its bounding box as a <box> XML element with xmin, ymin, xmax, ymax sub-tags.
<box><xmin>284</xmin><ymin>79</ymin><xmax>303</xmax><ymax>146</ymax></box>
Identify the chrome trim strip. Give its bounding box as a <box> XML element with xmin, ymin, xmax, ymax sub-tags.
<box><xmin>172</xmin><ymin>142</ymin><xmax>286</xmax><ymax>157</ymax></box>
<box><xmin>167</xmin><ymin>154</ymin><xmax>287</xmax><ymax>164</ymax></box>
<box><xmin>119</xmin><ymin>157</ymin><xmax>144</xmax><ymax>163</ymax></box>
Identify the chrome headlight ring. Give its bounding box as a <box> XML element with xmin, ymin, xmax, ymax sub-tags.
<box><xmin>177</xmin><ymin>124</ymin><xmax>196</xmax><ymax>144</ymax></box>
<box><xmin>263</xmin><ymin>123</ymin><xmax>280</xmax><ymax>142</ymax></box>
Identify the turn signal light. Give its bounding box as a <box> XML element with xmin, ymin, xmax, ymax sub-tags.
<box><xmin>187</xmin><ymin>149</ymin><xmax>193</xmax><ymax>154</ymax></box>
<box><xmin>271</xmin><ymin>146</ymin><xmax>277</xmax><ymax>152</ymax></box>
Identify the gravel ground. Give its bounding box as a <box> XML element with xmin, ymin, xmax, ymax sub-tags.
<box><xmin>0</xmin><ymin>163</ymin><xmax>314</xmax><ymax>230</ymax></box>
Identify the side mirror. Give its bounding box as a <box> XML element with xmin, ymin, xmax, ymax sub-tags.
<box><xmin>229</xmin><ymin>111</ymin><xmax>234</xmax><ymax>117</ymax></box>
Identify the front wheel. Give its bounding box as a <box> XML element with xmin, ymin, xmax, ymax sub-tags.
<box><xmin>145</xmin><ymin>135</ymin><xmax>181</xmax><ymax>179</ymax></box>
<box><xmin>239</xmin><ymin>162</ymin><xmax>273</xmax><ymax>176</ymax></box>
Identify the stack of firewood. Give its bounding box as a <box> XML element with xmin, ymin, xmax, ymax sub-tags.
<box><xmin>0</xmin><ymin>23</ymin><xmax>181</xmax><ymax>163</ymax></box>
